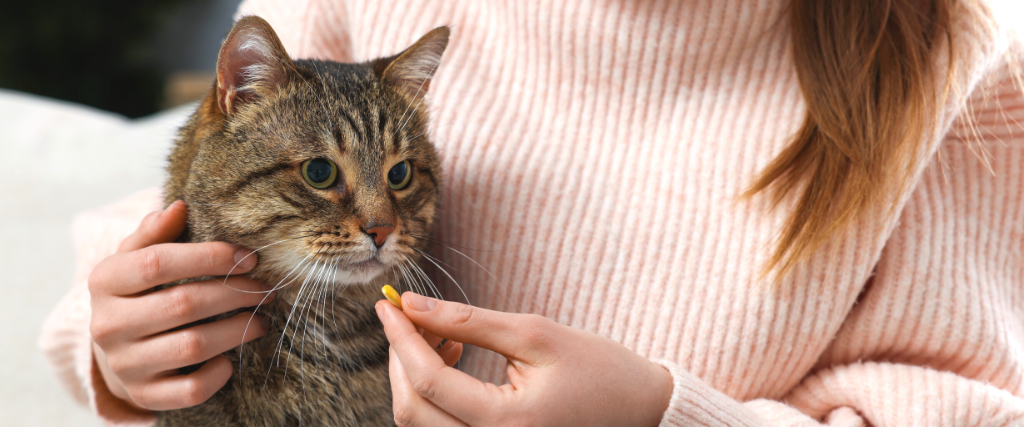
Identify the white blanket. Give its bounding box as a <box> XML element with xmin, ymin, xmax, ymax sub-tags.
<box><xmin>0</xmin><ymin>89</ymin><xmax>192</xmax><ymax>425</ymax></box>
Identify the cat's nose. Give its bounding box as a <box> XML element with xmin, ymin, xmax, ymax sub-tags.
<box><xmin>363</xmin><ymin>225</ymin><xmax>395</xmax><ymax>248</ymax></box>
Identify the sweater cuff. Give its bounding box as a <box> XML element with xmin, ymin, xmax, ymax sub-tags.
<box><xmin>44</xmin><ymin>188</ymin><xmax>163</xmax><ymax>426</ymax></box>
<box><xmin>89</xmin><ymin>353</ymin><xmax>158</xmax><ymax>426</ymax></box>
<box><xmin>654</xmin><ymin>359</ymin><xmax>762</xmax><ymax>427</ymax></box>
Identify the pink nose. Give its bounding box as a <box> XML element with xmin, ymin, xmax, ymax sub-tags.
<box><xmin>363</xmin><ymin>225</ymin><xmax>395</xmax><ymax>247</ymax></box>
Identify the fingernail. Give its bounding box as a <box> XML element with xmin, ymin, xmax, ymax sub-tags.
<box><xmin>234</xmin><ymin>248</ymin><xmax>257</xmax><ymax>270</ymax></box>
<box><xmin>404</xmin><ymin>292</ymin><xmax>436</xmax><ymax>312</ymax></box>
<box><xmin>375</xmin><ymin>302</ymin><xmax>385</xmax><ymax>320</ymax></box>
<box><xmin>257</xmin><ymin>314</ymin><xmax>271</xmax><ymax>331</ymax></box>
<box><xmin>160</xmin><ymin>200</ymin><xmax>183</xmax><ymax>217</ymax></box>
<box><xmin>158</xmin><ymin>201</ymin><xmax>174</xmax><ymax>217</ymax></box>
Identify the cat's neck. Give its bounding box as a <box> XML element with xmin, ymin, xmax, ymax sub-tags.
<box><xmin>271</xmin><ymin>269</ymin><xmax>396</xmax><ymax>311</ymax></box>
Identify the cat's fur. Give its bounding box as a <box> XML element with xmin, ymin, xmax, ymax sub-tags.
<box><xmin>157</xmin><ymin>16</ymin><xmax>448</xmax><ymax>426</ymax></box>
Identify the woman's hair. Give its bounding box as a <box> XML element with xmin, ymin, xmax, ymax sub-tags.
<box><xmin>747</xmin><ymin>0</ymin><xmax>958</xmax><ymax>278</ymax></box>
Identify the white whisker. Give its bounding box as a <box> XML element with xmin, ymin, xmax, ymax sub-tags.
<box><xmin>223</xmin><ymin>234</ymin><xmax>317</xmax><ymax>292</ymax></box>
<box><xmin>413</xmin><ymin>248</ymin><xmax>470</xmax><ymax>306</ymax></box>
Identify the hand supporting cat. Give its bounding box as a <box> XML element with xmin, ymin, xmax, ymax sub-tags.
<box><xmin>89</xmin><ymin>201</ymin><xmax>275</xmax><ymax>411</ymax></box>
<box><xmin>377</xmin><ymin>294</ymin><xmax>674</xmax><ymax>427</ymax></box>
<box><xmin>90</xmin><ymin>200</ymin><xmax>464</xmax><ymax>416</ymax></box>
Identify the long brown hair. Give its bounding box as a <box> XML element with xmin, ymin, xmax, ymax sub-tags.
<box><xmin>746</xmin><ymin>0</ymin><xmax>959</xmax><ymax>278</ymax></box>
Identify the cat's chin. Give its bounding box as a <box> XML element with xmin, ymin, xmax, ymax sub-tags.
<box><xmin>334</xmin><ymin>258</ymin><xmax>388</xmax><ymax>284</ymax></box>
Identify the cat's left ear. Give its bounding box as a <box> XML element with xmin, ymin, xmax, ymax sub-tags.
<box><xmin>216</xmin><ymin>16</ymin><xmax>294</xmax><ymax>115</ymax></box>
<box><xmin>374</xmin><ymin>27</ymin><xmax>450</xmax><ymax>100</ymax></box>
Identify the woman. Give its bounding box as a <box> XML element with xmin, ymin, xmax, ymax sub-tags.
<box><xmin>44</xmin><ymin>0</ymin><xmax>1024</xmax><ymax>425</ymax></box>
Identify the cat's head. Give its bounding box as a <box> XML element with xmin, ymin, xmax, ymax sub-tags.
<box><xmin>168</xmin><ymin>16</ymin><xmax>448</xmax><ymax>288</ymax></box>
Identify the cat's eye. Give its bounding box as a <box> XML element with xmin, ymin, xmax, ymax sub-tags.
<box><xmin>301</xmin><ymin>158</ymin><xmax>338</xmax><ymax>189</ymax></box>
<box><xmin>387</xmin><ymin>160</ymin><xmax>413</xmax><ymax>190</ymax></box>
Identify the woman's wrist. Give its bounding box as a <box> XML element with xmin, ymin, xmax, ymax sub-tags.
<box><xmin>92</xmin><ymin>343</ymin><xmax>148</xmax><ymax>411</ymax></box>
<box><xmin>642</xmin><ymin>360</ymin><xmax>674</xmax><ymax>427</ymax></box>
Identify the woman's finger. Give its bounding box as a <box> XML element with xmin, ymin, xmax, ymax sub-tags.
<box><xmin>421</xmin><ymin>330</ymin><xmax>443</xmax><ymax>349</ymax></box>
<box><xmin>378</xmin><ymin>301</ymin><xmax>509</xmax><ymax>425</ymax></box>
<box><xmin>118</xmin><ymin>200</ymin><xmax>188</xmax><ymax>254</ymax></box>
<box><xmin>130</xmin><ymin>354</ymin><xmax>233</xmax><ymax>411</ymax></box>
<box><xmin>389</xmin><ymin>347</ymin><xmax>469</xmax><ymax>427</ymax></box>
<box><xmin>125</xmin><ymin>312</ymin><xmax>269</xmax><ymax>375</ymax></box>
<box><xmin>400</xmin><ymin>292</ymin><xmax>555</xmax><ymax>362</ymax></box>
<box><xmin>437</xmin><ymin>340</ymin><xmax>463</xmax><ymax>367</ymax></box>
<box><xmin>92</xmin><ymin>241</ymin><xmax>258</xmax><ymax>296</ymax></box>
<box><xmin>417</xmin><ymin>326</ymin><xmax>462</xmax><ymax>367</ymax></box>
<box><xmin>116</xmin><ymin>277</ymin><xmax>273</xmax><ymax>337</ymax></box>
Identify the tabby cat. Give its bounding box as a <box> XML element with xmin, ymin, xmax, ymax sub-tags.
<box><xmin>157</xmin><ymin>16</ymin><xmax>449</xmax><ymax>426</ymax></box>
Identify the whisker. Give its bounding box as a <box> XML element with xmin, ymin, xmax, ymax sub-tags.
<box><xmin>417</xmin><ymin>248</ymin><xmax>462</xmax><ymax>274</ymax></box>
<box><xmin>394</xmin><ymin>260</ymin><xmax>418</xmax><ymax>296</ymax></box>
<box><xmin>223</xmin><ymin>233</ymin><xmax>319</xmax><ymax>293</ymax></box>
<box><xmin>416</xmin><ymin>237</ymin><xmax>505</xmax><ymax>292</ymax></box>
<box><xmin>410</xmin><ymin>259</ymin><xmax>444</xmax><ymax>303</ymax></box>
<box><xmin>408</xmin><ymin>232</ymin><xmax>498</xmax><ymax>253</ymax></box>
<box><xmin>261</xmin><ymin>258</ymin><xmax>314</xmax><ymax>391</ymax></box>
<box><xmin>389</xmin><ymin>263</ymin><xmax>403</xmax><ymax>294</ymax></box>
<box><xmin>238</xmin><ymin>253</ymin><xmax>311</xmax><ymax>374</ymax></box>
<box><xmin>403</xmin><ymin>259</ymin><xmax>424</xmax><ymax>297</ymax></box>
<box><xmin>413</xmin><ymin>248</ymin><xmax>470</xmax><ymax>306</ymax></box>
<box><xmin>403</xmin><ymin>256</ymin><xmax>441</xmax><ymax>300</ymax></box>
<box><xmin>318</xmin><ymin>257</ymin><xmax>340</xmax><ymax>360</ymax></box>
<box><xmin>296</xmin><ymin>258</ymin><xmax>332</xmax><ymax>401</ymax></box>
<box><xmin>274</xmin><ymin>247</ymin><xmax>327</xmax><ymax>385</ymax></box>
<box><xmin>401</xmin><ymin>256</ymin><xmax>463</xmax><ymax>371</ymax></box>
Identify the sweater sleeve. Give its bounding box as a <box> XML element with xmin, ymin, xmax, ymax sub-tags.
<box><xmin>653</xmin><ymin>57</ymin><xmax>1024</xmax><ymax>427</ymax></box>
<box><xmin>39</xmin><ymin>188</ymin><xmax>163</xmax><ymax>427</ymax></box>
<box><xmin>656</xmin><ymin>360</ymin><xmax>1024</xmax><ymax>426</ymax></box>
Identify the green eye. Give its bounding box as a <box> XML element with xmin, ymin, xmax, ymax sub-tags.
<box><xmin>301</xmin><ymin>158</ymin><xmax>338</xmax><ymax>189</ymax></box>
<box><xmin>387</xmin><ymin>160</ymin><xmax>412</xmax><ymax>190</ymax></box>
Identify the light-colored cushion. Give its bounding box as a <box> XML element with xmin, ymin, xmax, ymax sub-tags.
<box><xmin>0</xmin><ymin>89</ymin><xmax>192</xmax><ymax>425</ymax></box>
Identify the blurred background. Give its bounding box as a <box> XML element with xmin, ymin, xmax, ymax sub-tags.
<box><xmin>1</xmin><ymin>1</ymin><xmax>240</xmax><ymax>425</ymax></box>
<box><xmin>1</xmin><ymin>0</ymin><xmax>243</xmax><ymax>117</ymax></box>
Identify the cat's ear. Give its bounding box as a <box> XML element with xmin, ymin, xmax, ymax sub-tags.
<box><xmin>215</xmin><ymin>16</ymin><xmax>294</xmax><ymax>115</ymax></box>
<box><xmin>374</xmin><ymin>27</ymin><xmax>450</xmax><ymax>100</ymax></box>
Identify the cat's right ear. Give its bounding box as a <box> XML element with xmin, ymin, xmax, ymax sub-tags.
<box><xmin>216</xmin><ymin>16</ymin><xmax>294</xmax><ymax>116</ymax></box>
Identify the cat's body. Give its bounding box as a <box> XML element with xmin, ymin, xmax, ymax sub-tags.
<box><xmin>156</xmin><ymin>17</ymin><xmax>449</xmax><ymax>426</ymax></box>
<box><xmin>157</xmin><ymin>273</ymin><xmax>393</xmax><ymax>426</ymax></box>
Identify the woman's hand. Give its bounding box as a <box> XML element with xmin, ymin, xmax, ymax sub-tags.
<box><xmin>88</xmin><ymin>200</ymin><xmax>275</xmax><ymax>411</ymax></box>
<box><xmin>376</xmin><ymin>293</ymin><xmax>673</xmax><ymax>427</ymax></box>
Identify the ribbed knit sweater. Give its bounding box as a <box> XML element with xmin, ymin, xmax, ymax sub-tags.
<box><xmin>42</xmin><ymin>0</ymin><xmax>1024</xmax><ymax>425</ymax></box>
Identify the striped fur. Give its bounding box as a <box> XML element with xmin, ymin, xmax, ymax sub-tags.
<box><xmin>158</xmin><ymin>17</ymin><xmax>448</xmax><ymax>426</ymax></box>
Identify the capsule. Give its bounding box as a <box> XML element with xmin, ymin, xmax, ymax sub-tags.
<box><xmin>382</xmin><ymin>284</ymin><xmax>402</xmax><ymax>309</ymax></box>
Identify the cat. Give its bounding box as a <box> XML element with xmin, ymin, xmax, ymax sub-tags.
<box><xmin>157</xmin><ymin>16</ymin><xmax>449</xmax><ymax>426</ymax></box>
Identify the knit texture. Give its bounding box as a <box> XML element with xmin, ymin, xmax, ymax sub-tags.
<box><xmin>40</xmin><ymin>1</ymin><xmax>1024</xmax><ymax>425</ymax></box>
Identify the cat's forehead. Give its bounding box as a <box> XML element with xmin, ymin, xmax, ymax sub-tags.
<box><xmin>289</xmin><ymin>60</ymin><xmax>390</xmax><ymax>109</ymax></box>
<box><xmin>233</xmin><ymin>60</ymin><xmax>429</xmax><ymax>167</ymax></box>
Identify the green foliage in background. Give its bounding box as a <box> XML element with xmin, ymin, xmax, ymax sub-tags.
<box><xmin>0</xmin><ymin>1</ymin><xmax>193</xmax><ymax>118</ymax></box>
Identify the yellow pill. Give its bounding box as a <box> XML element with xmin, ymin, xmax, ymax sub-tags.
<box><xmin>382</xmin><ymin>284</ymin><xmax>402</xmax><ymax>309</ymax></box>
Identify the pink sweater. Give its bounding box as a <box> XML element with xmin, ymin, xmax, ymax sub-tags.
<box><xmin>42</xmin><ymin>0</ymin><xmax>1024</xmax><ymax>425</ymax></box>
